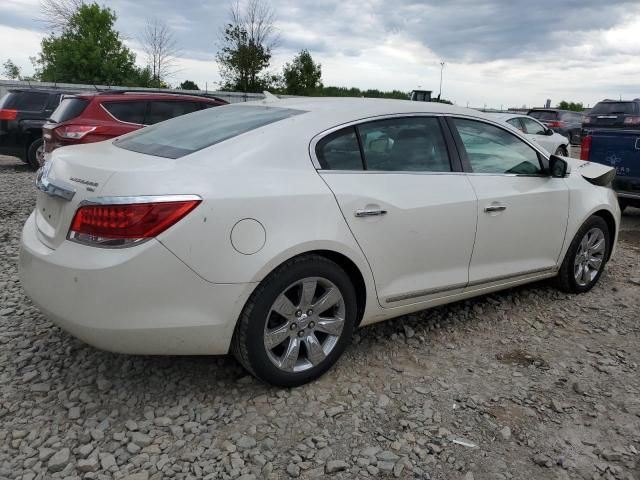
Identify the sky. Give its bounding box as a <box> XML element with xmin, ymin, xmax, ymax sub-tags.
<box><xmin>1</xmin><ymin>0</ymin><xmax>640</xmax><ymax>108</ymax></box>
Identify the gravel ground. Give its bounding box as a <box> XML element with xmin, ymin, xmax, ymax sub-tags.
<box><xmin>0</xmin><ymin>154</ymin><xmax>639</xmax><ymax>480</ymax></box>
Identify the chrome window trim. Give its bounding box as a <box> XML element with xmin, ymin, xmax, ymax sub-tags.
<box><xmin>79</xmin><ymin>194</ymin><xmax>202</xmax><ymax>206</ymax></box>
<box><xmin>309</xmin><ymin>111</ymin><xmax>551</xmax><ymax>174</ymax></box>
<box><xmin>100</xmin><ymin>103</ymin><xmax>147</xmax><ymax>127</ymax></box>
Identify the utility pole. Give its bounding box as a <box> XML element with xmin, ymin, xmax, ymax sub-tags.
<box><xmin>439</xmin><ymin>61</ymin><xmax>445</xmax><ymax>99</ymax></box>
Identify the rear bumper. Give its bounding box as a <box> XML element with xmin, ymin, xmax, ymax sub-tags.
<box><xmin>19</xmin><ymin>212</ymin><xmax>256</xmax><ymax>355</ymax></box>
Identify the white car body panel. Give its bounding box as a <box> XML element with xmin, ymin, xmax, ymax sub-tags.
<box><xmin>490</xmin><ymin>113</ymin><xmax>569</xmax><ymax>154</ymax></box>
<box><xmin>19</xmin><ymin>98</ymin><xmax>620</xmax><ymax>355</ymax></box>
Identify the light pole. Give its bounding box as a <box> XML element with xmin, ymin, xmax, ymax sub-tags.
<box><xmin>439</xmin><ymin>61</ymin><xmax>445</xmax><ymax>100</ymax></box>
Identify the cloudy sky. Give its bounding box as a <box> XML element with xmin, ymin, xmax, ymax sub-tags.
<box><xmin>1</xmin><ymin>0</ymin><xmax>640</xmax><ymax>108</ymax></box>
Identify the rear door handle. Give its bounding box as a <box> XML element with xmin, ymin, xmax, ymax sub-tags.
<box><xmin>484</xmin><ymin>204</ymin><xmax>507</xmax><ymax>212</ymax></box>
<box><xmin>355</xmin><ymin>208</ymin><xmax>387</xmax><ymax>217</ymax></box>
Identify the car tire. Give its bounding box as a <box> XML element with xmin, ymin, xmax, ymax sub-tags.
<box><xmin>554</xmin><ymin>145</ymin><xmax>568</xmax><ymax>156</ymax></box>
<box><xmin>554</xmin><ymin>215</ymin><xmax>610</xmax><ymax>294</ymax></box>
<box><xmin>231</xmin><ymin>254</ymin><xmax>358</xmax><ymax>387</ymax></box>
<box><xmin>26</xmin><ymin>137</ymin><xmax>44</xmax><ymax>170</ymax></box>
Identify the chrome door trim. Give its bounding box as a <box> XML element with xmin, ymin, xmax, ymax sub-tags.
<box><xmin>354</xmin><ymin>208</ymin><xmax>387</xmax><ymax>217</ymax></box>
<box><xmin>484</xmin><ymin>205</ymin><xmax>507</xmax><ymax>212</ymax></box>
<box><xmin>384</xmin><ymin>266</ymin><xmax>557</xmax><ymax>304</ymax></box>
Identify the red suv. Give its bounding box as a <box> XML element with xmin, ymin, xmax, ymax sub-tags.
<box><xmin>43</xmin><ymin>90</ymin><xmax>227</xmax><ymax>160</ymax></box>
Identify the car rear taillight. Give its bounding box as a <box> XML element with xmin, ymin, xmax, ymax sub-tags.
<box><xmin>68</xmin><ymin>197</ymin><xmax>201</xmax><ymax>247</ymax></box>
<box><xmin>0</xmin><ymin>109</ymin><xmax>17</xmax><ymax>120</ymax></box>
<box><xmin>55</xmin><ymin>125</ymin><xmax>97</xmax><ymax>139</ymax></box>
<box><xmin>547</xmin><ymin>121</ymin><xmax>566</xmax><ymax>128</ymax></box>
<box><xmin>580</xmin><ymin>135</ymin><xmax>592</xmax><ymax>161</ymax></box>
<box><xmin>623</xmin><ymin>116</ymin><xmax>640</xmax><ymax>125</ymax></box>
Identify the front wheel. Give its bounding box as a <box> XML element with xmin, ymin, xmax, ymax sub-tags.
<box><xmin>231</xmin><ymin>255</ymin><xmax>357</xmax><ymax>387</ymax></box>
<box><xmin>554</xmin><ymin>216</ymin><xmax>610</xmax><ymax>293</ymax></box>
<box><xmin>554</xmin><ymin>145</ymin><xmax>568</xmax><ymax>157</ymax></box>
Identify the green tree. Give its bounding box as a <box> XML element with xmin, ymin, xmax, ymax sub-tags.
<box><xmin>557</xmin><ymin>100</ymin><xmax>584</xmax><ymax>112</ymax></box>
<box><xmin>179</xmin><ymin>80</ymin><xmax>200</xmax><ymax>90</ymax></box>
<box><xmin>37</xmin><ymin>3</ymin><xmax>139</xmax><ymax>85</ymax></box>
<box><xmin>2</xmin><ymin>59</ymin><xmax>21</xmax><ymax>80</ymax></box>
<box><xmin>282</xmin><ymin>49</ymin><xmax>322</xmax><ymax>95</ymax></box>
<box><xmin>216</xmin><ymin>0</ymin><xmax>277</xmax><ymax>93</ymax></box>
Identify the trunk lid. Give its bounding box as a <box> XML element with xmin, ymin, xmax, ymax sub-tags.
<box><xmin>34</xmin><ymin>141</ymin><xmax>172</xmax><ymax>249</ymax></box>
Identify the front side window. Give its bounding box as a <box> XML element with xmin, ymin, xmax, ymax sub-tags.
<box><xmin>520</xmin><ymin>118</ymin><xmax>546</xmax><ymax>135</ymax></box>
<box><xmin>115</xmin><ymin>105</ymin><xmax>305</xmax><ymax>159</ymax></box>
<box><xmin>358</xmin><ymin>117</ymin><xmax>451</xmax><ymax>172</ymax></box>
<box><xmin>453</xmin><ymin>118</ymin><xmax>543</xmax><ymax>175</ymax></box>
<box><xmin>103</xmin><ymin>101</ymin><xmax>147</xmax><ymax>124</ymax></box>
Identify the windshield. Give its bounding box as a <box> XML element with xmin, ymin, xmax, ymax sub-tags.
<box><xmin>114</xmin><ymin>104</ymin><xmax>306</xmax><ymax>159</ymax></box>
<box><xmin>590</xmin><ymin>102</ymin><xmax>636</xmax><ymax>115</ymax></box>
<box><xmin>50</xmin><ymin>97</ymin><xmax>89</xmax><ymax>123</ymax></box>
<box><xmin>528</xmin><ymin>110</ymin><xmax>558</xmax><ymax>121</ymax></box>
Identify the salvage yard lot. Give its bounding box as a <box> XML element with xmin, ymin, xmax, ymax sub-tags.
<box><xmin>0</xmin><ymin>154</ymin><xmax>638</xmax><ymax>479</ymax></box>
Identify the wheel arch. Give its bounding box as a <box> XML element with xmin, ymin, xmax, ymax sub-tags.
<box><xmin>592</xmin><ymin>209</ymin><xmax>617</xmax><ymax>261</ymax></box>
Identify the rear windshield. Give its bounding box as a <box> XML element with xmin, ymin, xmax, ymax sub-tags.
<box><xmin>50</xmin><ymin>98</ymin><xmax>89</xmax><ymax>123</ymax></box>
<box><xmin>114</xmin><ymin>105</ymin><xmax>305</xmax><ymax>159</ymax></box>
<box><xmin>590</xmin><ymin>102</ymin><xmax>637</xmax><ymax>115</ymax></box>
<box><xmin>0</xmin><ymin>91</ymin><xmax>49</xmax><ymax>111</ymax></box>
<box><xmin>528</xmin><ymin>110</ymin><xmax>558</xmax><ymax>121</ymax></box>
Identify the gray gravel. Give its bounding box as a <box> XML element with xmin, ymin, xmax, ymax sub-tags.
<box><xmin>1</xmin><ymin>154</ymin><xmax>639</xmax><ymax>479</ymax></box>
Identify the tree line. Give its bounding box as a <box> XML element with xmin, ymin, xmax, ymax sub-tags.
<box><xmin>1</xmin><ymin>0</ymin><xmax>412</xmax><ymax>100</ymax></box>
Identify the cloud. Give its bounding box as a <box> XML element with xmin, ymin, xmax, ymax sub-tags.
<box><xmin>1</xmin><ymin>0</ymin><xmax>640</xmax><ymax>107</ymax></box>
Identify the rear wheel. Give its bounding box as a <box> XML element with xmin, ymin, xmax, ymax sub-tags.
<box><xmin>231</xmin><ymin>255</ymin><xmax>357</xmax><ymax>387</ymax></box>
<box><xmin>554</xmin><ymin>216</ymin><xmax>610</xmax><ymax>293</ymax></box>
<box><xmin>26</xmin><ymin>137</ymin><xmax>44</xmax><ymax>170</ymax></box>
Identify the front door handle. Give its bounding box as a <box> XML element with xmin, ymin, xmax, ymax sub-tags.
<box><xmin>484</xmin><ymin>204</ymin><xmax>507</xmax><ymax>213</ymax></box>
<box><xmin>355</xmin><ymin>208</ymin><xmax>388</xmax><ymax>217</ymax></box>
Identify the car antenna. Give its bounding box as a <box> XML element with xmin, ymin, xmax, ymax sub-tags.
<box><xmin>262</xmin><ymin>91</ymin><xmax>279</xmax><ymax>103</ymax></box>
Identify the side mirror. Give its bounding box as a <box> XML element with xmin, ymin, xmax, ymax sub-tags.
<box><xmin>549</xmin><ymin>155</ymin><xmax>568</xmax><ymax>178</ymax></box>
<box><xmin>545</xmin><ymin>128</ymin><xmax>554</xmax><ymax>136</ymax></box>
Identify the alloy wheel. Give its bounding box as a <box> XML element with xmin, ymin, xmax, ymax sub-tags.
<box><xmin>573</xmin><ymin>227</ymin><xmax>606</xmax><ymax>287</ymax></box>
<box><xmin>263</xmin><ymin>277</ymin><xmax>345</xmax><ymax>373</ymax></box>
<box><xmin>36</xmin><ymin>145</ymin><xmax>45</xmax><ymax>167</ymax></box>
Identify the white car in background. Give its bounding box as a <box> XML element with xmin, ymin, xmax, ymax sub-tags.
<box><xmin>489</xmin><ymin>112</ymin><xmax>570</xmax><ymax>156</ymax></box>
<box><xmin>20</xmin><ymin>98</ymin><xmax>619</xmax><ymax>386</ymax></box>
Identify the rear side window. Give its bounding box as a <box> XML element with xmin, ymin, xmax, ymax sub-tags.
<box><xmin>316</xmin><ymin>128</ymin><xmax>363</xmax><ymax>170</ymax></box>
<box><xmin>358</xmin><ymin>117</ymin><xmax>451</xmax><ymax>172</ymax></box>
<box><xmin>103</xmin><ymin>101</ymin><xmax>147</xmax><ymax>124</ymax></box>
<box><xmin>146</xmin><ymin>101</ymin><xmax>201</xmax><ymax>125</ymax></box>
<box><xmin>590</xmin><ymin>102</ymin><xmax>636</xmax><ymax>115</ymax></box>
<box><xmin>528</xmin><ymin>110</ymin><xmax>558</xmax><ymax>121</ymax></box>
<box><xmin>1</xmin><ymin>91</ymin><xmax>49</xmax><ymax>111</ymax></box>
<box><xmin>50</xmin><ymin>98</ymin><xmax>89</xmax><ymax>123</ymax></box>
<box><xmin>114</xmin><ymin>105</ymin><xmax>305</xmax><ymax>159</ymax></box>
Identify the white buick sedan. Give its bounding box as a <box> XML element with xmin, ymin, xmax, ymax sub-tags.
<box><xmin>489</xmin><ymin>112</ymin><xmax>570</xmax><ymax>156</ymax></box>
<box><xmin>20</xmin><ymin>98</ymin><xmax>619</xmax><ymax>386</ymax></box>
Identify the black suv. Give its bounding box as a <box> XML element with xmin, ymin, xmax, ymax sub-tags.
<box><xmin>526</xmin><ymin>108</ymin><xmax>584</xmax><ymax>145</ymax></box>
<box><xmin>582</xmin><ymin>99</ymin><xmax>640</xmax><ymax>135</ymax></box>
<box><xmin>0</xmin><ymin>88</ymin><xmax>78</xmax><ymax>169</ymax></box>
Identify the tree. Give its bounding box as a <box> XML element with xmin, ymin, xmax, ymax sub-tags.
<box><xmin>2</xmin><ymin>59</ymin><xmax>21</xmax><ymax>80</ymax></box>
<box><xmin>179</xmin><ymin>80</ymin><xmax>200</xmax><ymax>90</ymax></box>
<box><xmin>216</xmin><ymin>0</ymin><xmax>278</xmax><ymax>92</ymax></box>
<box><xmin>140</xmin><ymin>18</ymin><xmax>180</xmax><ymax>88</ymax></box>
<box><xmin>39</xmin><ymin>0</ymin><xmax>84</xmax><ymax>33</ymax></box>
<box><xmin>282</xmin><ymin>49</ymin><xmax>322</xmax><ymax>96</ymax></box>
<box><xmin>557</xmin><ymin>100</ymin><xmax>584</xmax><ymax>112</ymax></box>
<box><xmin>37</xmin><ymin>3</ymin><xmax>139</xmax><ymax>85</ymax></box>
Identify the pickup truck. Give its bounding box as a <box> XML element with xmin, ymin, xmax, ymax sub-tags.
<box><xmin>581</xmin><ymin>129</ymin><xmax>640</xmax><ymax>211</ymax></box>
